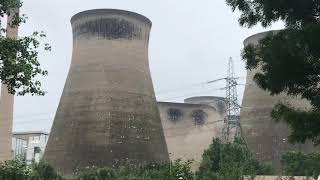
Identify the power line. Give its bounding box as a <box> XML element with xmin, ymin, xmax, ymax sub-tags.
<box><xmin>11</xmin><ymin>88</ymin><xmax>222</xmax><ymax>122</ymax></box>
<box><xmin>156</xmin><ymin>82</ymin><xmax>208</xmax><ymax>95</ymax></box>
<box><xmin>11</xmin><ymin>75</ymin><xmax>244</xmax><ymax>125</ymax></box>
<box><xmin>216</xmin><ymin>57</ymin><xmax>242</xmax><ymax>142</ymax></box>
<box><xmin>159</xmin><ymin>87</ymin><xmax>225</xmax><ymax>101</ymax></box>
<box><xmin>156</xmin><ymin>77</ymin><xmax>245</xmax><ymax>95</ymax></box>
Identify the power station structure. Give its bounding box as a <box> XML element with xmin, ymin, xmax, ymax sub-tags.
<box><xmin>240</xmin><ymin>31</ymin><xmax>317</xmax><ymax>172</ymax></box>
<box><xmin>158</xmin><ymin>96</ymin><xmax>226</xmax><ymax>170</ymax></box>
<box><xmin>44</xmin><ymin>9</ymin><xmax>169</xmax><ymax>176</ymax></box>
<box><xmin>205</xmin><ymin>58</ymin><xmax>242</xmax><ymax>142</ymax></box>
<box><xmin>0</xmin><ymin>8</ymin><xmax>19</xmax><ymax>162</ymax></box>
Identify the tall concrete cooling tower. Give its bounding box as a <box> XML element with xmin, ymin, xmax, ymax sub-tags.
<box><xmin>0</xmin><ymin>9</ymin><xmax>19</xmax><ymax>162</ymax></box>
<box><xmin>241</xmin><ymin>31</ymin><xmax>317</xmax><ymax>172</ymax></box>
<box><xmin>44</xmin><ymin>9</ymin><xmax>169</xmax><ymax>176</ymax></box>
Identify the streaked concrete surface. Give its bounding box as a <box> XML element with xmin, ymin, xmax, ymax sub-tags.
<box><xmin>44</xmin><ymin>9</ymin><xmax>169</xmax><ymax>177</ymax></box>
<box><xmin>158</xmin><ymin>96</ymin><xmax>226</xmax><ymax>170</ymax></box>
<box><xmin>241</xmin><ymin>31</ymin><xmax>318</xmax><ymax>172</ymax></box>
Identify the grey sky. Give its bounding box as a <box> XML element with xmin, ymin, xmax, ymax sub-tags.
<box><xmin>13</xmin><ymin>0</ymin><xmax>282</xmax><ymax>132</ymax></box>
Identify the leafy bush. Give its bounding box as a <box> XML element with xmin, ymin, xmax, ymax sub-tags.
<box><xmin>0</xmin><ymin>160</ymin><xmax>31</xmax><ymax>180</ymax></box>
<box><xmin>77</xmin><ymin>168</ymin><xmax>116</xmax><ymax>180</ymax></box>
<box><xmin>30</xmin><ymin>161</ymin><xmax>65</xmax><ymax>180</ymax></box>
<box><xmin>0</xmin><ymin>160</ymin><xmax>64</xmax><ymax>180</ymax></box>
<box><xmin>282</xmin><ymin>151</ymin><xmax>320</xmax><ymax>178</ymax></box>
<box><xmin>76</xmin><ymin>160</ymin><xmax>194</xmax><ymax>180</ymax></box>
<box><xmin>196</xmin><ymin>138</ymin><xmax>273</xmax><ymax>180</ymax></box>
<box><xmin>0</xmin><ymin>142</ymin><xmax>276</xmax><ymax>180</ymax></box>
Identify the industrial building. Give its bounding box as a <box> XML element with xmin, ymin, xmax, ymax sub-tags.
<box><xmin>240</xmin><ymin>30</ymin><xmax>318</xmax><ymax>172</ymax></box>
<box><xmin>158</xmin><ymin>96</ymin><xmax>226</xmax><ymax>170</ymax></box>
<box><xmin>12</xmin><ymin>131</ymin><xmax>49</xmax><ymax>164</ymax></box>
<box><xmin>43</xmin><ymin>9</ymin><xmax>169</xmax><ymax>176</ymax></box>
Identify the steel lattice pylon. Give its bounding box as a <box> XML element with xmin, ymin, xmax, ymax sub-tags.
<box><xmin>223</xmin><ymin>57</ymin><xmax>241</xmax><ymax>142</ymax></box>
<box><xmin>205</xmin><ymin>57</ymin><xmax>242</xmax><ymax>142</ymax></box>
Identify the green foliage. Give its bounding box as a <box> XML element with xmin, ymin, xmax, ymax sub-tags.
<box><xmin>77</xmin><ymin>168</ymin><xmax>117</xmax><ymax>180</ymax></box>
<box><xmin>0</xmin><ymin>153</ymin><xmax>272</xmax><ymax>180</ymax></box>
<box><xmin>30</xmin><ymin>161</ymin><xmax>65</xmax><ymax>180</ymax></box>
<box><xmin>0</xmin><ymin>0</ymin><xmax>20</xmax><ymax>19</ymax></box>
<box><xmin>226</xmin><ymin>0</ymin><xmax>320</xmax><ymax>144</ymax></box>
<box><xmin>0</xmin><ymin>159</ymin><xmax>195</xmax><ymax>180</ymax></box>
<box><xmin>0</xmin><ymin>159</ymin><xmax>31</xmax><ymax>180</ymax></box>
<box><xmin>77</xmin><ymin>160</ymin><xmax>194</xmax><ymax>180</ymax></box>
<box><xmin>196</xmin><ymin>138</ymin><xmax>273</xmax><ymax>180</ymax></box>
<box><xmin>0</xmin><ymin>0</ymin><xmax>50</xmax><ymax>96</ymax></box>
<box><xmin>271</xmin><ymin>104</ymin><xmax>320</xmax><ymax>144</ymax></box>
<box><xmin>226</xmin><ymin>0</ymin><xmax>320</xmax><ymax>28</ymax></box>
<box><xmin>0</xmin><ymin>160</ymin><xmax>65</xmax><ymax>180</ymax></box>
<box><xmin>282</xmin><ymin>151</ymin><xmax>320</xmax><ymax>178</ymax></box>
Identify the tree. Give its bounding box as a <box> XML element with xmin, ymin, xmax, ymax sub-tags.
<box><xmin>0</xmin><ymin>159</ymin><xmax>194</xmax><ymax>180</ymax></box>
<box><xmin>0</xmin><ymin>159</ymin><xmax>32</xmax><ymax>180</ymax></box>
<box><xmin>0</xmin><ymin>160</ymin><xmax>65</xmax><ymax>180</ymax></box>
<box><xmin>77</xmin><ymin>160</ymin><xmax>194</xmax><ymax>180</ymax></box>
<box><xmin>0</xmin><ymin>0</ymin><xmax>50</xmax><ymax>96</ymax></box>
<box><xmin>281</xmin><ymin>151</ymin><xmax>320</xmax><ymax>178</ymax></box>
<box><xmin>226</xmin><ymin>0</ymin><xmax>320</xmax><ymax>144</ymax></box>
<box><xmin>30</xmin><ymin>161</ymin><xmax>65</xmax><ymax>180</ymax></box>
<box><xmin>196</xmin><ymin>138</ymin><xmax>273</xmax><ymax>180</ymax></box>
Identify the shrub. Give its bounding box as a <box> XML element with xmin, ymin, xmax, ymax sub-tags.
<box><xmin>0</xmin><ymin>160</ymin><xmax>31</xmax><ymax>180</ymax></box>
<box><xmin>30</xmin><ymin>161</ymin><xmax>65</xmax><ymax>180</ymax></box>
<box><xmin>282</xmin><ymin>151</ymin><xmax>320</xmax><ymax>178</ymax></box>
<box><xmin>196</xmin><ymin>138</ymin><xmax>273</xmax><ymax>180</ymax></box>
<box><xmin>76</xmin><ymin>160</ymin><xmax>194</xmax><ymax>180</ymax></box>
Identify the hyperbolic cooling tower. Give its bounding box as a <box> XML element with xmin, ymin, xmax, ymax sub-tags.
<box><xmin>0</xmin><ymin>9</ymin><xmax>19</xmax><ymax>162</ymax></box>
<box><xmin>240</xmin><ymin>31</ymin><xmax>317</xmax><ymax>172</ymax></box>
<box><xmin>44</xmin><ymin>9</ymin><xmax>169</xmax><ymax>176</ymax></box>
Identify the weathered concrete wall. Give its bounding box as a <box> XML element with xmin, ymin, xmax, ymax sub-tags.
<box><xmin>184</xmin><ymin>96</ymin><xmax>227</xmax><ymax>115</ymax></box>
<box><xmin>0</xmin><ymin>8</ymin><xmax>19</xmax><ymax>162</ymax></box>
<box><xmin>158</xmin><ymin>97</ymin><xmax>226</xmax><ymax>170</ymax></box>
<box><xmin>44</xmin><ymin>9</ymin><xmax>169</xmax><ymax>176</ymax></box>
<box><xmin>241</xmin><ymin>31</ymin><xmax>317</xmax><ymax>172</ymax></box>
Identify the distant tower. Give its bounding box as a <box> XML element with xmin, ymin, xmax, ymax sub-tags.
<box><xmin>225</xmin><ymin>57</ymin><xmax>240</xmax><ymax>141</ymax></box>
<box><xmin>0</xmin><ymin>7</ymin><xmax>19</xmax><ymax>162</ymax></box>
<box><xmin>240</xmin><ymin>31</ymin><xmax>317</xmax><ymax>172</ymax></box>
<box><xmin>44</xmin><ymin>9</ymin><xmax>169</xmax><ymax>176</ymax></box>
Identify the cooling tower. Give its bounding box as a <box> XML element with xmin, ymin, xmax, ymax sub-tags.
<box><xmin>158</xmin><ymin>96</ymin><xmax>226</xmax><ymax>171</ymax></box>
<box><xmin>0</xmin><ymin>9</ymin><xmax>19</xmax><ymax>162</ymax></box>
<box><xmin>241</xmin><ymin>31</ymin><xmax>316</xmax><ymax>172</ymax></box>
<box><xmin>44</xmin><ymin>9</ymin><xmax>169</xmax><ymax>176</ymax></box>
<box><xmin>184</xmin><ymin>96</ymin><xmax>227</xmax><ymax>115</ymax></box>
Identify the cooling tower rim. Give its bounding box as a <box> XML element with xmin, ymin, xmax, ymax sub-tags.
<box><xmin>157</xmin><ymin>101</ymin><xmax>218</xmax><ymax>110</ymax></box>
<box><xmin>184</xmin><ymin>96</ymin><xmax>227</xmax><ymax>102</ymax></box>
<box><xmin>243</xmin><ymin>29</ymin><xmax>281</xmax><ymax>46</ymax></box>
<box><xmin>71</xmin><ymin>9</ymin><xmax>152</xmax><ymax>27</ymax></box>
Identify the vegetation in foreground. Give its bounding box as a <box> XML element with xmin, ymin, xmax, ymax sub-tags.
<box><xmin>0</xmin><ymin>138</ymin><xmax>274</xmax><ymax>180</ymax></box>
<box><xmin>281</xmin><ymin>151</ymin><xmax>320</xmax><ymax>179</ymax></box>
<box><xmin>1</xmin><ymin>138</ymin><xmax>320</xmax><ymax>179</ymax></box>
<box><xmin>196</xmin><ymin>138</ymin><xmax>273</xmax><ymax>180</ymax></box>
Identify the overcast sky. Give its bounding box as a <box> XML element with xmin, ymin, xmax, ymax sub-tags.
<box><xmin>12</xmin><ymin>0</ymin><xmax>283</xmax><ymax>132</ymax></box>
